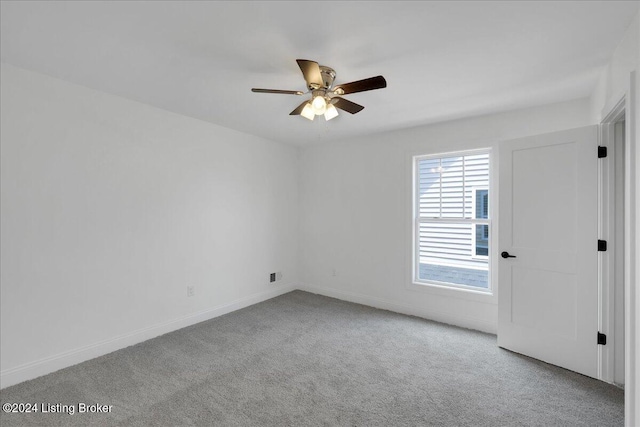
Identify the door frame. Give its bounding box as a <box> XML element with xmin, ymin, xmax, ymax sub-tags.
<box><xmin>598</xmin><ymin>96</ymin><xmax>626</xmax><ymax>384</ymax></box>
<box><xmin>599</xmin><ymin>71</ymin><xmax>638</xmax><ymax>426</ymax></box>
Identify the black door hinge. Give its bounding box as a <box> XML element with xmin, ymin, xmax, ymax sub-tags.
<box><xmin>597</xmin><ymin>332</ymin><xmax>607</xmax><ymax>345</ymax></box>
<box><xmin>598</xmin><ymin>146</ymin><xmax>607</xmax><ymax>158</ymax></box>
<box><xmin>598</xmin><ymin>240</ymin><xmax>607</xmax><ymax>251</ymax></box>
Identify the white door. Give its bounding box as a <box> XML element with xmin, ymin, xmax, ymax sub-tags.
<box><xmin>498</xmin><ymin>125</ymin><xmax>599</xmax><ymax>378</ymax></box>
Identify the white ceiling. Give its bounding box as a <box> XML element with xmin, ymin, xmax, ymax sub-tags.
<box><xmin>1</xmin><ymin>1</ymin><xmax>638</xmax><ymax>145</ymax></box>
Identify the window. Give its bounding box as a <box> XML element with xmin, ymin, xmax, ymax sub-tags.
<box><xmin>413</xmin><ymin>150</ymin><xmax>491</xmax><ymax>292</ymax></box>
<box><xmin>473</xmin><ymin>188</ymin><xmax>489</xmax><ymax>257</ymax></box>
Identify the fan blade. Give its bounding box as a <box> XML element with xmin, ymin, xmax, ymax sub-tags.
<box><xmin>332</xmin><ymin>97</ymin><xmax>365</xmax><ymax>114</ymax></box>
<box><xmin>252</xmin><ymin>88</ymin><xmax>304</xmax><ymax>95</ymax></box>
<box><xmin>289</xmin><ymin>100</ymin><xmax>310</xmax><ymax>116</ymax></box>
<box><xmin>333</xmin><ymin>75</ymin><xmax>387</xmax><ymax>95</ymax></box>
<box><xmin>296</xmin><ymin>59</ymin><xmax>323</xmax><ymax>89</ymax></box>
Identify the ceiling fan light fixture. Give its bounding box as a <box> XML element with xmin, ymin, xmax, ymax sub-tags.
<box><xmin>324</xmin><ymin>104</ymin><xmax>339</xmax><ymax>121</ymax></box>
<box><xmin>301</xmin><ymin>103</ymin><xmax>315</xmax><ymax>120</ymax></box>
<box><xmin>252</xmin><ymin>59</ymin><xmax>387</xmax><ymax>122</ymax></box>
<box><xmin>311</xmin><ymin>95</ymin><xmax>327</xmax><ymax>115</ymax></box>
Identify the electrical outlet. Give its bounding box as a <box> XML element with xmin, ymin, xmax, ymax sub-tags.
<box><xmin>276</xmin><ymin>271</ymin><xmax>283</xmax><ymax>281</ymax></box>
<box><xmin>332</xmin><ymin>269</ymin><xmax>337</xmax><ymax>277</ymax></box>
<box><xmin>187</xmin><ymin>286</ymin><xmax>195</xmax><ymax>297</ymax></box>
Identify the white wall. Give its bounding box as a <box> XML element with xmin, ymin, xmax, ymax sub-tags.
<box><xmin>590</xmin><ymin>13</ymin><xmax>639</xmax><ymax>123</ymax></box>
<box><xmin>0</xmin><ymin>63</ymin><xmax>299</xmax><ymax>388</ymax></box>
<box><xmin>589</xmin><ymin>10</ymin><xmax>640</xmax><ymax>426</ymax></box>
<box><xmin>299</xmin><ymin>98</ymin><xmax>592</xmax><ymax>334</ymax></box>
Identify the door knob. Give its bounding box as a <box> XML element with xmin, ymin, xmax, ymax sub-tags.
<box><xmin>501</xmin><ymin>251</ymin><xmax>516</xmax><ymax>259</ymax></box>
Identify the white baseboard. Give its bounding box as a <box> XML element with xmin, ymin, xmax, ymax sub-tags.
<box><xmin>0</xmin><ymin>284</ymin><xmax>295</xmax><ymax>389</ymax></box>
<box><xmin>298</xmin><ymin>283</ymin><xmax>497</xmax><ymax>334</ymax></box>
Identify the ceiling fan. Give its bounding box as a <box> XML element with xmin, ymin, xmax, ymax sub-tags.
<box><xmin>251</xmin><ymin>59</ymin><xmax>387</xmax><ymax>121</ymax></box>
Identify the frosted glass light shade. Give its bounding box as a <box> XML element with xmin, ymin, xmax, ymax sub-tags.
<box><xmin>324</xmin><ymin>104</ymin><xmax>339</xmax><ymax>121</ymax></box>
<box><xmin>301</xmin><ymin>103</ymin><xmax>315</xmax><ymax>120</ymax></box>
<box><xmin>311</xmin><ymin>96</ymin><xmax>327</xmax><ymax>115</ymax></box>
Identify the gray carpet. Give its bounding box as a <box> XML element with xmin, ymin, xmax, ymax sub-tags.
<box><xmin>0</xmin><ymin>291</ymin><xmax>624</xmax><ymax>426</ymax></box>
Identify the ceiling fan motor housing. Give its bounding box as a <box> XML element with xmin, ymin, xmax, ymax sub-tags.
<box><xmin>318</xmin><ymin>66</ymin><xmax>336</xmax><ymax>90</ymax></box>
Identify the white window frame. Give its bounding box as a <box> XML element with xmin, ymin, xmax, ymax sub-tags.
<box><xmin>412</xmin><ymin>148</ymin><xmax>492</xmax><ymax>294</ymax></box>
<box><xmin>471</xmin><ymin>187</ymin><xmax>489</xmax><ymax>260</ymax></box>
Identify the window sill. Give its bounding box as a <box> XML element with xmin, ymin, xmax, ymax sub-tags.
<box><xmin>407</xmin><ymin>280</ymin><xmax>497</xmax><ymax>304</ymax></box>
